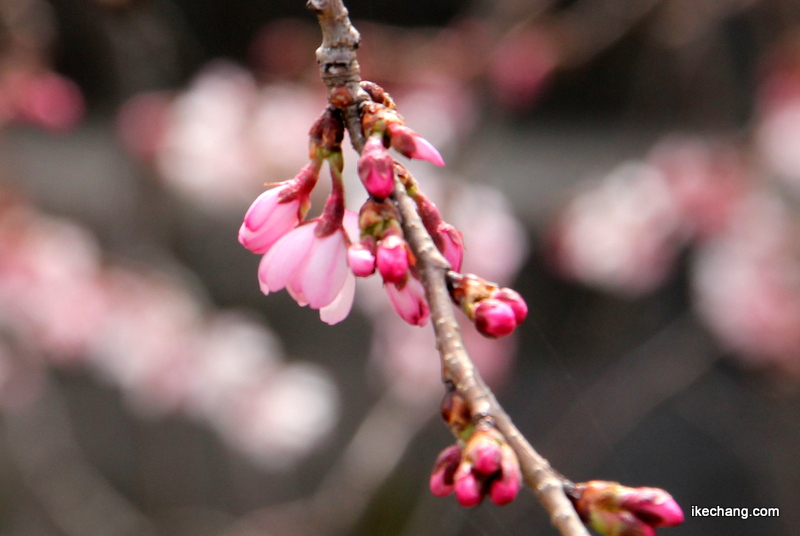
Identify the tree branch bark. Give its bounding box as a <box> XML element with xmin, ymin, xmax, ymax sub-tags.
<box><xmin>309</xmin><ymin>2</ymin><xmax>590</xmax><ymax>535</ymax></box>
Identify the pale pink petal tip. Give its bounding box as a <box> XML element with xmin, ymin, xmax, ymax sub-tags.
<box><xmin>413</xmin><ymin>135</ymin><xmax>445</xmax><ymax>166</ymax></box>
<box><xmin>320</xmin><ymin>271</ymin><xmax>355</xmax><ymax>325</ymax></box>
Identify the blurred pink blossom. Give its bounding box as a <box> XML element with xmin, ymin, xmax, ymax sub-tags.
<box><xmin>0</xmin><ymin>199</ymin><xmax>340</xmax><ymax>468</ymax></box>
<box><xmin>692</xmin><ymin>193</ymin><xmax>800</xmax><ymax>377</ymax></box>
<box><xmin>549</xmin><ymin>162</ymin><xmax>683</xmax><ymax>295</ymax></box>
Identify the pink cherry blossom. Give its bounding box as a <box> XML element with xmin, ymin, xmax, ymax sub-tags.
<box><xmin>347</xmin><ymin>243</ymin><xmax>376</xmax><ymax>277</ymax></box>
<box><xmin>239</xmin><ymin>163</ymin><xmax>318</xmax><ymax>254</ymax></box>
<box><xmin>429</xmin><ymin>444</ymin><xmax>462</xmax><ymax>497</ymax></box>
<box><xmin>385</xmin><ymin>276</ymin><xmax>430</xmax><ymax>327</ymax></box>
<box><xmin>474</xmin><ymin>299</ymin><xmax>517</xmax><ymax>338</ymax></box>
<box><xmin>453</xmin><ymin>463</ymin><xmax>483</xmax><ymax>507</ymax></box>
<box><xmin>570</xmin><ymin>481</ymin><xmax>684</xmax><ymax>536</ymax></box>
<box><xmin>387</xmin><ymin>123</ymin><xmax>445</xmax><ymax>166</ymax></box>
<box><xmin>357</xmin><ymin>135</ymin><xmax>395</xmax><ymax>198</ymax></box>
<box><xmin>492</xmin><ymin>288</ymin><xmax>528</xmax><ymax>325</ymax></box>
<box><xmin>436</xmin><ymin>222</ymin><xmax>464</xmax><ymax>272</ymax></box>
<box><xmin>376</xmin><ymin>235</ymin><xmax>410</xmax><ymax>284</ymax></box>
<box><xmin>257</xmin><ymin>210</ymin><xmax>358</xmax><ymax>324</ymax></box>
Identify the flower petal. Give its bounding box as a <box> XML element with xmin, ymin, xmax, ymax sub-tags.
<box><xmin>259</xmin><ymin>223</ymin><xmax>316</xmax><ymax>294</ymax></box>
<box><xmin>240</xmin><ymin>198</ymin><xmax>301</xmax><ymax>254</ymax></box>
<box><xmin>320</xmin><ymin>271</ymin><xmax>355</xmax><ymax>325</ymax></box>
<box><xmin>301</xmin><ymin>231</ymin><xmax>349</xmax><ymax>309</ymax></box>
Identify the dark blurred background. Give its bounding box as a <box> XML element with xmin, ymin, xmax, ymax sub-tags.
<box><xmin>0</xmin><ymin>1</ymin><xmax>797</xmax><ymax>536</ymax></box>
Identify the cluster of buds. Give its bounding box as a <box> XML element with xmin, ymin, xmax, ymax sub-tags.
<box><xmin>238</xmin><ymin>79</ymin><xmax>526</xmax><ymax>334</ymax></box>
<box><xmin>448</xmin><ymin>273</ymin><xmax>528</xmax><ymax>338</ymax></box>
<box><xmin>430</xmin><ymin>391</ymin><xmax>522</xmax><ymax>507</ymax></box>
<box><xmin>568</xmin><ymin>481</ymin><xmax>684</xmax><ymax>536</ymax></box>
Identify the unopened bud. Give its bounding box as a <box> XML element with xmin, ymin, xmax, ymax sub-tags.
<box><xmin>474</xmin><ymin>299</ymin><xmax>518</xmax><ymax>338</ymax></box>
<box><xmin>465</xmin><ymin>427</ymin><xmax>504</xmax><ymax>475</ymax></box>
<box><xmin>376</xmin><ymin>235</ymin><xmax>410</xmax><ymax>284</ymax></box>
<box><xmin>430</xmin><ymin>444</ymin><xmax>462</xmax><ymax>497</ymax></box>
<box><xmin>454</xmin><ymin>463</ymin><xmax>483</xmax><ymax>508</ymax></box>
<box><xmin>437</xmin><ymin>222</ymin><xmax>464</xmax><ymax>272</ymax></box>
<box><xmin>489</xmin><ymin>444</ymin><xmax>521</xmax><ymax>506</ymax></box>
<box><xmin>492</xmin><ymin>288</ymin><xmax>528</xmax><ymax>325</ymax></box>
<box><xmin>348</xmin><ymin>243</ymin><xmax>376</xmax><ymax>277</ymax></box>
<box><xmin>569</xmin><ymin>481</ymin><xmax>684</xmax><ymax>536</ymax></box>
<box><xmin>387</xmin><ymin>123</ymin><xmax>445</xmax><ymax>166</ymax></box>
<box><xmin>358</xmin><ymin>135</ymin><xmax>395</xmax><ymax>199</ymax></box>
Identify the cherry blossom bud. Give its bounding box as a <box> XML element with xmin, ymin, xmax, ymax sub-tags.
<box><xmin>239</xmin><ymin>163</ymin><xmax>318</xmax><ymax>254</ymax></box>
<box><xmin>429</xmin><ymin>444</ymin><xmax>462</xmax><ymax>497</ymax></box>
<box><xmin>376</xmin><ymin>235</ymin><xmax>410</xmax><ymax>284</ymax></box>
<box><xmin>437</xmin><ymin>222</ymin><xmax>464</xmax><ymax>272</ymax></box>
<box><xmin>358</xmin><ymin>135</ymin><xmax>395</xmax><ymax>198</ymax></box>
<box><xmin>492</xmin><ymin>288</ymin><xmax>528</xmax><ymax>325</ymax></box>
<box><xmin>387</xmin><ymin>123</ymin><xmax>445</xmax><ymax>166</ymax></box>
<box><xmin>620</xmin><ymin>487</ymin><xmax>685</xmax><ymax>528</ymax></box>
<box><xmin>464</xmin><ymin>427</ymin><xmax>504</xmax><ymax>475</ymax></box>
<box><xmin>570</xmin><ymin>481</ymin><xmax>684</xmax><ymax>536</ymax></box>
<box><xmin>347</xmin><ymin>243</ymin><xmax>376</xmax><ymax>277</ymax></box>
<box><xmin>454</xmin><ymin>463</ymin><xmax>483</xmax><ymax>508</ymax></box>
<box><xmin>489</xmin><ymin>445</ymin><xmax>521</xmax><ymax>506</ymax></box>
<box><xmin>474</xmin><ymin>299</ymin><xmax>517</xmax><ymax>338</ymax></box>
<box><xmin>385</xmin><ymin>276</ymin><xmax>430</xmax><ymax>326</ymax></box>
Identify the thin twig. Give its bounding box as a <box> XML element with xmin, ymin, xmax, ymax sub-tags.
<box><xmin>309</xmin><ymin>1</ymin><xmax>589</xmax><ymax>535</ymax></box>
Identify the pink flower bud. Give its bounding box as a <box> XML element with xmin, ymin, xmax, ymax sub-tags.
<box><xmin>239</xmin><ymin>185</ymin><xmax>303</xmax><ymax>254</ymax></box>
<box><xmin>454</xmin><ymin>463</ymin><xmax>483</xmax><ymax>508</ymax></box>
<box><xmin>436</xmin><ymin>222</ymin><xmax>464</xmax><ymax>272</ymax></box>
<box><xmin>376</xmin><ymin>235</ymin><xmax>410</xmax><ymax>284</ymax></box>
<box><xmin>492</xmin><ymin>288</ymin><xmax>528</xmax><ymax>325</ymax></box>
<box><xmin>430</xmin><ymin>444</ymin><xmax>462</xmax><ymax>497</ymax></box>
<box><xmin>387</xmin><ymin>123</ymin><xmax>445</xmax><ymax>166</ymax></box>
<box><xmin>465</xmin><ymin>429</ymin><xmax>503</xmax><ymax>475</ymax></box>
<box><xmin>474</xmin><ymin>299</ymin><xmax>517</xmax><ymax>338</ymax></box>
<box><xmin>239</xmin><ymin>163</ymin><xmax>318</xmax><ymax>254</ymax></box>
<box><xmin>621</xmin><ymin>487</ymin><xmax>685</xmax><ymax>527</ymax></box>
<box><xmin>489</xmin><ymin>445</ymin><xmax>521</xmax><ymax>506</ymax></box>
<box><xmin>490</xmin><ymin>471</ymin><xmax>520</xmax><ymax>506</ymax></box>
<box><xmin>385</xmin><ymin>276</ymin><xmax>430</xmax><ymax>326</ymax></box>
<box><xmin>570</xmin><ymin>481</ymin><xmax>684</xmax><ymax>536</ymax></box>
<box><xmin>347</xmin><ymin>243</ymin><xmax>376</xmax><ymax>277</ymax></box>
<box><xmin>358</xmin><ymin>135</ymin><xmax>395</xmax><ymax>198</ymax></box>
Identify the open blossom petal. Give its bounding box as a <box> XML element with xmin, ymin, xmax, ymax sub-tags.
<box><xmin>258</xmin><ymin>223</ymin><xmax>316</xmax><ymax>295</ymax></box>
<box><xmin>286</xmin><ymin>272</ymin><xmax>309</xmax><ymax>306</ymax></box>
<box><xmin>300</xmin><ymin>231</ymin><xmax>349</xmax><ymax>309</ymax></box>
<box><xmin>386</xmin><ymin>276</ymin><xmax>430</xmax><ymax>326</ymax></box>
<box><xmin>320</xmin><ymin>271</ymin><xmax>356</xmax><ymax>325</ymax></box>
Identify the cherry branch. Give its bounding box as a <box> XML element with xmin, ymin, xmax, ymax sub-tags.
<box><xmin>308</xmin><ymin>1</ymin><xmax>589</xmax><ymax>535</ymax></box>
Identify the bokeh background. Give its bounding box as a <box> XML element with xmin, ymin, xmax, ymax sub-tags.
<box><xmin>0</xmin><ymin>0</ymin><xmax>797</xmax><ymax>535</ymax></box>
